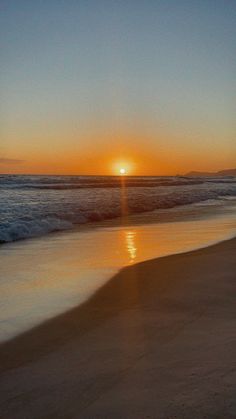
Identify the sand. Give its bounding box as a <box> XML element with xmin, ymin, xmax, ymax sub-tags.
<box><xmin>0</xmin><ymin>238</ymin><xmax>236</xmax><ymax>418</ymax></box>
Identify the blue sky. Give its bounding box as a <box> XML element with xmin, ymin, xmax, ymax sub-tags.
<box><xmin>1</xmin><ymin>0</ymin><xmax>235</xmax><ymax>174</ymax></box>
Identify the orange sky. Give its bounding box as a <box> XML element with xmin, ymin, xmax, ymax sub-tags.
<box><xmin>1</xmin><ymin>134</ymin><xmax>235</xmax><ymax>176</ymax></box>
<box><xmin>1</xmin><ymin>1</ymin><xmax>235</xmax><ymax>176</ymax></box>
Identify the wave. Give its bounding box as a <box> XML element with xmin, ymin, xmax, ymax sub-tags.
<box><xmin>1</xmin><ymin>175</ymin><xmax>236</xmax><ymax>243</ymax></box>
<box><xmin>0</xmin><ymin>175</ymin><xmax>205</xmax><ymax>190</ymax></box>
<box><xmin>0</xmin><ymin>217</ymin><xmax>73</xmax><ymax>244</ymax></box>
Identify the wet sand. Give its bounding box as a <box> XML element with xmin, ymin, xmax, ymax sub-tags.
<box><xmin>0</xmin><ymin>238</ymin><xmax>236</xmax><ymax>418</ymax></box>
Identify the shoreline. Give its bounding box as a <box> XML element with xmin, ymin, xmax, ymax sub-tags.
<box><xmin>1</xmin><ymin>237</ymin><xmax>236</xmax><ymax>417</ymax></box>
<box><xmin>1</xmin><ymin>210</ymin><xmax>235</xmax><ymax>344</ymax></box>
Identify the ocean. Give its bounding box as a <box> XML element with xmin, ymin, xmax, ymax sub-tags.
<box><xmin>1</xmin><ymin>174</ymin><xmax>236</xmax><ymax>243</ymax></box>
<box><xmin>1</xmin><ymin>174</ymin><xmax>236</xmax><ymax>342</ymax></box>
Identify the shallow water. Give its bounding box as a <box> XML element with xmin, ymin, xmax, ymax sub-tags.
<box><xmin>0</xmin><ymin>203</ymin><xmax>236</xmax><ymax>342</ymax></box>
<box><xmin>1</xmin><ymin>174</ymin><xmax>236</xmax><ymax>242</ymax></box>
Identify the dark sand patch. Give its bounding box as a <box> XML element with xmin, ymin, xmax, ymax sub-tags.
<box><xmin>0</xmin><ymin>239</ymin><xmax>236</xmax><ymax>418</ymax></box>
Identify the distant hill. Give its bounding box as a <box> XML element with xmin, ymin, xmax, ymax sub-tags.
<box><xmin>185</xmin><ymin>168</ymin><xmax>236</xmax><ymax>177</ymax></box>
<box><xmin>217</xmin><ymin>168</ymin><xmax>236</xmax><ymax>176</ymax></box>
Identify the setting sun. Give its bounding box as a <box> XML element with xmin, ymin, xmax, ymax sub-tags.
<box><xmin>119</xmin><ymin>168</ymin><xmax>126</xmax><ymax>175</ymax></box>
<box><xmin>112</xmin><ymin>160</ymin><xmax>134</xmax><ymax>176</ymax></box>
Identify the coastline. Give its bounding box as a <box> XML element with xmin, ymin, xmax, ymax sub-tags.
<box><xmin>1</xmin><ymin>237</ymin><xmax>236</xmax><ymax>418</ymax></box>
<box><xmin>1</xmin><ymin>209</ymin><xmax>236</xmax><ymax>343</ymax></box>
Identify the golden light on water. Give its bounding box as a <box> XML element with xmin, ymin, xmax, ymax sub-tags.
<box><xmin>125</xmin><ymin>230</ymin><xmax>137</xmax><ymax>263</ymax></box>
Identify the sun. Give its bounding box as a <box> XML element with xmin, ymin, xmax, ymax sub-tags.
<box><xmin>112</xmin><ymin>160</ymin><xmax>133</xmax><ymax>176</ymax></box>
<box><xmin>119</xmin><ymin>168</ymin><xmax>126</xmax><ymax>175</ymax></box>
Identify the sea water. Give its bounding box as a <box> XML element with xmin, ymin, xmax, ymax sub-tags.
<box><xmin>1</xmin><ymin>174</ymin><xmax>236</xmax><ymax>242</ymax></box>
<box><xmin>0</xmin><ymin>175</ymin><xmax>236</xmax><ymax>342</ymax></box>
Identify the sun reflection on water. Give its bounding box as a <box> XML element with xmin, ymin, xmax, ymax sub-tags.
<box><xmin>125</xmin><ymin>230</ymin><xmax>137</xmax><ymax>263</ymax></box>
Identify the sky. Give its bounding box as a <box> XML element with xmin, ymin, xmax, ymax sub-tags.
<box><xmin>0</xmin><ymin>0</ymin><xmax>235</xmax><ymax>175</ymax></box>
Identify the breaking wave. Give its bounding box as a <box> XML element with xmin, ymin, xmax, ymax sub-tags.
<box><xmin>1</xmin><ymin>174</ymin><xmax>236</xmax><ymax>243</ymax></box>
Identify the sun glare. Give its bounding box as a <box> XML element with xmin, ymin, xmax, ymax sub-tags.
<box><xmin>119</xmin><ymin>168</ymin><xmax>126</xmax><ymax>175</ymax></box>
<box><xmin>112</xmin><ymin>160</ymin><xmax>133</xmax><ymax>176</ymax></box>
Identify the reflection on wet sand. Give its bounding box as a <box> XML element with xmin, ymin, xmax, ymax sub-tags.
<box><xmin>125</xmin><ymin>230</ymin><xmax>137</xmax><ymax>263</ymax></box>
<box><xmin>1</xmin><ymin>211</ymin><xmax>236</xmax><ymax>342</ymax></box>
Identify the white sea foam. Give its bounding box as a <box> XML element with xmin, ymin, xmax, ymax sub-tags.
<box><xmin>1</xmin><ymin>175</ymin><xmax>236</xmax><ymax>243</ymax></box>
<box><xmin>0</xmin><ymin>217</ymin><xmax>73</xmax><ymax>243</ymax></box>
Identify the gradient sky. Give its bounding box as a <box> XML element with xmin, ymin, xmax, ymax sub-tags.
<box><xmin>1</xmin><ymin>0</ymin><xmax>235</xmax><ymax>175</ymax></box>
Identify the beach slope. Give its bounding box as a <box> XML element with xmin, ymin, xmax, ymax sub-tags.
<box><xmin>0</xmin><ymin>238</ymin><xmax>236</xmax><ymax>418</ymax></box>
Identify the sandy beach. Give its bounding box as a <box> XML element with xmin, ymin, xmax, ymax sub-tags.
<box><xmin>0</xmin><ymin>237</ymin><xmax>235</xmax><ymax>418</ymax></box>
<box><xmin>2</xmin><ymin>0</ymin><xmax>236</xmax><ymax>417</ymax></box>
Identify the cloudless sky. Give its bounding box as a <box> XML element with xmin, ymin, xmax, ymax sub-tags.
<box><xmin>0</xmin><ymin>0</ymin><xmax>235</xmax><ymax>175</ymax></box>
